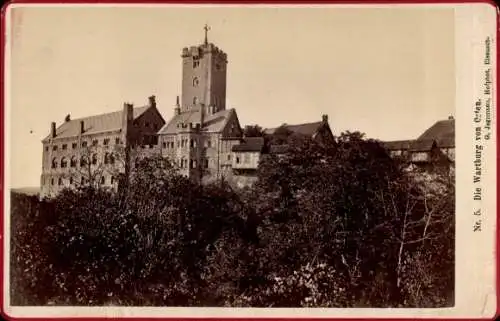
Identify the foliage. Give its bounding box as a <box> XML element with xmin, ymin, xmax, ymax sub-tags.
<box><xmin>10</xmin><ymin>132</ymin><xmax>454</xmax><ymax>307</ymax></box>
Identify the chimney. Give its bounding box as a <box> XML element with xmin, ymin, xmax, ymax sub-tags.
<box><xmin>148</xmin><ymin>95</ymin><xmax>156</xmax><ymax>107</ymax></box>
<box><xmin>65</xmin><ymin>114</ymin><xmax>71</xmax><ymax>122</ymax></box>
<box><xmin>80</xmin><ymin>120</ymin><xmax>85</xmax><ymax>134</ymax></box>
<box><xmin>322</xmin><ymin>114</ymin><xmax>328</xmax><ymax>123</ymax></box>
<box><xmin>122</xmin><ymin>102</ymin><xmax>134</xmax><ymax>136</ymax></box>
<box><xmin>174</xmin><ymin>96</ymin><xmax>181</xmax><ymax>115</ymax></box>
<box><xmin>51</xmin><ymin>122</ymin><xmax>56</xmax><ymax>138</ymax></box>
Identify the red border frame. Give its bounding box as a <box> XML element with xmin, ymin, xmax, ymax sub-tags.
<box><xmin>0</xmin><ymin>0</ymin><xmax>498</xmax><ymax>320</ymax></box>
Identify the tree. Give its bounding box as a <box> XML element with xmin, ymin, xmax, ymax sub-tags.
<box><xmin>243</xmin><ymin>125</ymin><xmax>264</xmax><ymax>137</ymax></box>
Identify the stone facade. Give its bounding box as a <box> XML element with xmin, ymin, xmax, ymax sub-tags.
<box><xmin>40</xmin><ymin>97</ymin><xmax>166</xmax><ymax>198</ymax></box>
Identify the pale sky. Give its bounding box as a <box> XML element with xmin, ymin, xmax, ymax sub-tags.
<box><xmin>7</xmin><ymin>5</ymin><xmax>455</xmax><ymax>188</ymax></box>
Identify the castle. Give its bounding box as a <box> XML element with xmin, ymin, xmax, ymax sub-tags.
<box><xmin>40</xmin><ymin>28</ymin><xmax>454</xmax><ymax>198</ymax></box>
<box><xmin>40</xmin><ymin>28</ymin><xmax>333</xmax><ymax>198</ymax></box>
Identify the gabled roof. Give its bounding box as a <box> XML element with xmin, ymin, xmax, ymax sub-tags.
<box><xmin>42</xmin><ymin>105</ymin><xmax>151</xmax><ymax>142</ymax></box>
<box><xmin>409</xmin><ymin>139</ymin><xmax>436</xmax><ymax>152</ymax></box>
<box><xmin>264</xmin><ymin>121</ymin><xmax>324</xmax><ymax>137</ymax></box>
<box><xmin>382</xmin><ymin>140</ymin><xmax>412</xmax><ymax>151</ymax></box>
<box><xmin>158</xmin><ymin>108</ymin><xmax>235</xmax><ymax>134</ymax></box>
<box><xmin>417</xmin><ymin>118</ymin><xmax>455</xmax><ymax>148</ymax></box>
<box><xmin>232</xmin><ymin>137</ymin><xmax>265</xmax><ymax>152</ymax></box>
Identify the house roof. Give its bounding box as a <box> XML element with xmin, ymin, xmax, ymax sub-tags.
<box><xmin>158</xmin><ymin>108</ymin><xmax>235</xmax><ymax>134</ymax></box>
<box><xmin>42</xmin><ymin>105</ymin><xmax>151</xmax><ymax>142</ymax></box>
<box><xmin>382</xmin><ymin>140</ymin><xmax>412</xmax><ymax>151</ymax></box>
<box><xmin>417</xmin><ymin>118</ymin><xmax>455</xmax><ymax>148</ymax></box>
<box><xmin>409</xmin><ymin>139</ymin><xmax>436</xmax><ymax>152</ymax></box>
<box><xmin>232</xmin><ymin>137</ymin><xmax>265</xmax><ymax>152</ymax></box>
<box><xmin>264</xmin><ymin>121</ymin><xmax>324</xmax><ymax>137</ymax></box>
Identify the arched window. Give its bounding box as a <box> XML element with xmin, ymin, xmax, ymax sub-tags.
<box><xmin>51</xmin><ymin>158</ymin><xmax>58</xmax><ymax>169</ymax></box>
<box><xmin>70</xmin><ymin>156</ymin><xmax>77</xmax><ymax>167</ymax></box>
<box><xmin>193</xmin><ymin>77</ymin><xmax>199</xmax><ymax>87</ymax></box>
<box><xmin>69</xmin><ymin>177</ymin><xmax>73</xmax><ymax>185</ymax></box>
<box><xmin>80</xmin><ymin>156</ymin><xmax>88</xmax><ymax>167</ymax></box>
<box><xmin>193</xmin><ymin>97</ymin><xmax>198</xmax><ymax>105</ymax></box>
<box><xmin>51</xmin><ymin>178</ymin><xmax>54</xmax><ymax>185</ymax></box>
<box><xmin>58</xmin><ymin>177</ymin><xmax>62</xmax><ymax>186</ymax></box>
<box><xmin>91</xmin><ymin>154</ymin><xmax>98</xmax><ymax>165</ymax></box>
<box><xmin>109</xmin><ymin>153</ymin><xmax>115</xmax><ymax>164</ymax></box>
<box><xmin>100</xmin><ymin>176</ymin><xmax>105</xmax><ymax>184</ymax></box>
<box><xmin>60</xmin><ymin>157</ymin><xmax>67</xmax><ymax>168</ymax></box>
<box><xmin>104</xmin><ymin>153</ymin><xmax>110</xmax><ymax>164</ymax></box>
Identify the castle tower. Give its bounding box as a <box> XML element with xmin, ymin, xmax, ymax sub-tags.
<box><xmin>180</xmin><ymin>25</ymin><xmax>228</xmax><ymax>115</ymax></box>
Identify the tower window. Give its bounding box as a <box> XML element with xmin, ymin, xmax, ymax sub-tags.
<box><xmin>193</xmin><ymin>58</ymin><xmax>200</xmax><ymax>68</ymax></box>
<box><xmin>193</xmin><ymin>97</ymin><xmax>198</xmax><ymax>105</ymax></box>
<box><xmin>193</xmin><ymin>77</ymin><xmax>199</xmax><ymax>87</ymax></box>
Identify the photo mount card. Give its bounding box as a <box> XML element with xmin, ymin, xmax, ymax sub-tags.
<box><xmin>1</xmin><ymin>2</ymin><xmax>498</xmax><ymax>320</ymax></box>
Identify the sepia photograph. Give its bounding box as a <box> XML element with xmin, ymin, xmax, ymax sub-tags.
<box><xmin>2</xmin><ymin>2</ymin><xmax>497</xmax><ymax>319</ymax></box>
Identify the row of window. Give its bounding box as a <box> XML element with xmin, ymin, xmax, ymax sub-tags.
<box><xmin>51</xmin><ymin>153</ymin><xmax>116</xmax><ymax>169</ymax></box>
<box><xmin>176</xmin><ymin>158</ymin><xmax>209</xmax><ymax>169</ymax></box>
<box><xmin>44</xmin><ymin>175</ymin><xmax>117</xmax><ymax>187</ymax></box>
<box><xmin>46</xmin><ymin>138</ymin><xmax>123</xmax><ymax>152</ymax></box>
<box><xmin>162</xmin><ymin>139</ymin><xmax>213</xmax><ymax>149</ymax></box>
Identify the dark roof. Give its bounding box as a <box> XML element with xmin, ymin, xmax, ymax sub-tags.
<box><xmin>409</xmin><ymin>139</ymin><xmax>436</xmax><ymax>152</ymax></box>
<box><xmin>264</xmin><ymin>121</ymin><xmax>324</xmax><ymax>137</ymax></box>
<box><xmin>417</xmin><ymin>118</ymin><xmax>455</xmax><ymax>148</ymax></box>
<box><xmin>269</xmin><ymin>144</ymin><xmax>289</xmax><ymax>154</ymax></box>
<box><xmin>382</xmin><ymin>140</ymin><xmax>412</xmax><ymax>151</ymax></box>
<box><xmin>42</xmin><ymin>105</ymin><xmax>151</xmax><ymax>142</ymax></box>
<box><xmin>158</xmin><ymin>108</ymin><xmax>235</xmax><ymax>134</ymax></box>
<box><xmin>232</xmin><ymin>137</ymin><xmax>265</xmax><ymax>152</ymax></box>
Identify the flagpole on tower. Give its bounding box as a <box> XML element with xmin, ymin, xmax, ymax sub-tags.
<box><xmin>204</xmin><ymin>23</ymin><xmax>210</xmax><ymax>45</ymax></box>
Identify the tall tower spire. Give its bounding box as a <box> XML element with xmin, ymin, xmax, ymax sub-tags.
<box><xmin>204</xmin><ymin>24</ymin><xmax>210</xmax><ymax>45</ymax></box>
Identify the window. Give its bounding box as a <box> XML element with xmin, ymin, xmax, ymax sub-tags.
<box><xmin>104</xmin><ymin>153</ymin><xmax>110</xmax><ymax>164</ymax></box>
<box><xmin>101</xmin><ymin>176</ymin><xmax>105</xmax><ymax>184</ymax></box>
<box><xmin>51</xmin><ymin>158</ymin><xmax>58</xmax><ymax>169</ymax></box>
<box><xmin>81</xmin><ymin>177</ymin><xmax>85</xmax><ymax>185</ymax></box>
<box><xmin>70</xmin><ymin>156</ymin><xmax>77</xmax><ymax>167</ymax></box>
<box><xmin>92</xmin><ymin>140</ymin><xmax>98</xmax><ymax>146</ymax></box>
<box><xmin>103</xmin><ymin>138</ymin><xmax>110</xmax><ymax>146</ymax></box>
<box><xmin>80</xmin><ymin>156</ymin><xmax>88</xmax><ymax>167</ymax></box>
<box><xmin>51</xmin><ymin>178</ymin><xmax>54</xmax><ymax>185</ymax></box>
<box><xmin>53</xmin><ymin>145</ymin><xmax>58</xmax><ymax>151</ymax></box>
<box><xmin>163</xmin><ymin>142</ymin><xmax>167</xmax><ymax>148</ymax></box>
<box><xmin>193</xmin><ymin>77</ymin><xmax>199</xmax><ymax>87</ymax></box>
<box><xmin>190</xmin><ymin>159</ymin><xmax>194</xmax><ymax>169</ymax></box>
<box><xmin>62</xmin><ymin>144</ymin><xmax>67</xmax><ymax>150</ymax></box>
<box><xmin>111</xmin><ymin>176</ymin><xmax>115</xmax><ymax>184</ymax></box>
<box><xmin>236</xmin><ymin>156</ymin><xmax>240</xmax><ymax>164</ymax></box>
<box><xmin>193</xmin><ymin>58</ymin><xmax>200</xmax><ymax>68</ymax></box>
<box><xmin>45</xmin><ymin>146</ymin><xmax>49</xmax><ymax>152</ymax></box>
<box><xmin>115</xmin><ymin>138</ymin><xmax>121</xmax><ymax>145</ymax></box>
<box><xmin>190</xmin><ymin>139</ymin><xmax>194</xmax><ymax>148</ymax></box>
<box><xmin>193</xmin><ymin>97</ymin><xmax>198</xmax><ymax>105</ymax></box>
<box><xmin>109</xmin><ymin>153</ymin><xmax>115</xmax><ymax>164</ymax></box>
<box><xmin>72</xmin><ymin>143</ymin><xmax>77</xmax><ymax>149</ymax></box>
<box><xmin>206</xmin><ymin>140</ymin><xmax>212</xmax><ymax>148</ymax></box>
<box><xmin>227</xmin><ymin>154</ymin><xmax>231</xmax><ymax>161</ymax></box>
<box><xmin>81</xmin><ymin>141</ymin><xmax>87</xmax><ymax>147</ymax></box>
<box><xmin>60</xmin><ymin>157</ymin><xmax>68</xmax><ymax>168</ymax></box>
<box><xmin>58</xmin><ymin>178</ymin><xmax>62</xmax><ymax>186</ymax></box>
<box><xmin>92</xmin><ymin>154</ymin><xmax>98</xmax><ymax>165</ymax></box>
<box><xmin>69</xmin><ymin>177</ymin><xmax>73</xmax><ymax>185</ymax></box>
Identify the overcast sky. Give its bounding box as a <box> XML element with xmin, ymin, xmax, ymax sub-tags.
<box><xmin>8</xmin><ymin>5</ymin><xmax>455</xmax><ymax>188</ymax></box>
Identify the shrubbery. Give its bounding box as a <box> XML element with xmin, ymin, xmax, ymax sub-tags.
<box><xmin>10</xmin><ymin>132</ymin><xmax>454</xmax><ymax>307</ymax></box>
